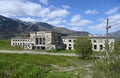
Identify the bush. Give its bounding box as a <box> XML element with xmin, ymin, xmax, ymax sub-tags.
<box><xmin>74</xmin><ymin>37</ymin><xmax>93</xmax><ymax>59</ymax></box>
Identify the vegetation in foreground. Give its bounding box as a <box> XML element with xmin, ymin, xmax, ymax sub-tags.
<box><xmin>0</xmin><ymin>39</ymin><xmax>120</xmax><ymax>78</ymax></box>
<box><xmin>0</xmin><ymin>40</ymin><xmax>23</xmax><ymax>50</ymax></box>
<box><xmin>0</xmin><ymin>53</ymin><xmax>93</xmax><ymax>78</ymax></box>
<box><xmin>74</xmin><ymin>37</ymin><xmax>93</xmax><ymax>59</ymax></box>
<box><xmin>92</xmin><ymin>40</ymin><xmax>120</xmax><ymax>78</ymax></box>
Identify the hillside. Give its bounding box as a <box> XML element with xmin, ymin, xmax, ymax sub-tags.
<box><xmin>109</xmin><ymin>30</ymin><xmax>120</xmax><ymax>39</ymax></box>
<box><xmin>0</xmin><ymin>15</ymin><xmax>89</xmax><ymax>39</ymax></box>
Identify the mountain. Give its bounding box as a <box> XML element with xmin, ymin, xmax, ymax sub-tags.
<box><xmin>0</xmin><ymin>15</ymin><xmax>89</xmax><ymax>39</ymax></box>
<box><xmin>109</xmin><ymin>30</ymin><xmax>120</xmax><ymax>39</ymax></box>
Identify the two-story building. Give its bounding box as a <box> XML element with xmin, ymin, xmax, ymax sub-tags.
<box><xmin>11</xmin><ymin>31</ymin><xmax>66</xmax><ymax>50</ymax></box>
<box><xmin>11</xmin><ymin>37</ymin><xmax>32</xmax><ymax>49</ymax></box>
<box><xmin>62</xmin><ymin>36</ymin><xmax>115</xmax><ymax>51</ymax></box>
<box><xmin>11</xmin><ymin>31</ymin><xmax>115</xmax><ymax>51</ymax></box>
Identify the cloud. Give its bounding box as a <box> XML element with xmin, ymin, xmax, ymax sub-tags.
<box><xmin>84</xmin><ymin>9</ymin><xmax>98</xmax><ymax>14</ymax></box>
<box><xmin>88</xmin><ymin>14</ymin><xmax>120</xmax><ymax>33</ymax></box>
<box><xmin>39</xmin><ymin>0</ymin><xmax>48</xmax><ymax>5</ymax></box>
<box><xmin>88</xmin><ymin>22</ymin><xmax>106</xmax><ymax>32</ymax></box>
<box><xmin>0</xmin><ymin>0</ymin><xmax>42</xmax><ymax>17</ymax></box>
<box><xmin>0</xmin><ymin>0</ymin><xmax>69</xmax><ymax>18</ymax></box>
<box><xmin>106</xmin><ymin>6</ymin><xmax>119</xmax><ymax>15</ymax></box>
<box><xmin>62</xmin><ymin>5</ymin><xmax>70</xmax><ymax>9</ymax></box>
<box><xmin>19</xmin><ymin>17</ymin><xmax>37</xmax><ymax>22</ymax></box>
<box><xmin>47</xmin><ymin>9</ymin><xmax>69</xmax><ymax>19</ymax></box>
<box><xmin>71</xmin><ymin>14</ymin><xmax>81</xmax><ymax>23</ymax></box>
<box><xmin>71</xmin><ymin>14</ymin><xmax>93</xmax><ymax>26</ymax></box>
<box><xmin>41</xmin><ymin>17</ymin><xmax>66</xmax><ymax>27</ymax></box>
<box><xmin>108</xmin><ymin>14</ymin><xmax>120</xmax><ymax>31</ymax></box>
<box><xmin>0</xmin><ymin>0</ymin><xmax>70</xmax><ymax>27</ymax></box>
<box><xmin>71</xmin><ymin>27</ymin><xmax>82</xmax><ymax>31</ymax></box>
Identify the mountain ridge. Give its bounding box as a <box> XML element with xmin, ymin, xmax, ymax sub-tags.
<box><xmin>0</xmin><ymin>15</ymin><xmax>89</xmax><ymax>39</ymax></box>
<box><xmin>109</xmin><ymin>30</ymin><xmax>120</xmax><ymax>39</ymax></box>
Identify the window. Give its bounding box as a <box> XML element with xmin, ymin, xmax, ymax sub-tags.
<box><xmin>69</xmin><ymin>40</ymin><xmax>71</xmax><ymax>42</ymax></box>
<box><xmin>36</xmin><ymin>38</ymin><xmax>38</xmax><ymax>44</ymax></box>
<box><xmin>93</xmin><ymin>40</ymin><xmax>96</xmax><ymax>43</ymax></box>
<box><xmin>39</xmin><ymin>38</ymin><xmax>42</xmax><ymax>44</ymax></box>
<box><xmin>43</xmin><ymin>38</ymin><xmax>45</xmax><ymax>44</ymax></box>
<box><xmin>65</xmin><ymin>44</ymin><xmax>67</xmax><ymax>48</ymax></box>
<box><xmin>69</xmin><ymin>47</ymin><xmax>71</xmax><ymax>50</ymax></box>
<box><xmin>41</xmin><ymin>46</ymin><xmax>45</xmax><ymax>50</ymax></box>
<box><xmin>94</xmin><ymin>45</ymin><xmax>97</xmax><ymax>49</ymax></box>
<box><xmin>69</xmin><ymin>44</ymin><xmax>71</xmax><ymax>46</ymax></box>
<box><xmin>100</xmin><ymin>45</ymin><xmax>103</xmax><ymax>50</ymax></box>
<box><xmin>37</xmin><ymin>46</ymin><xmax>40</xmax><ymax>49</ymax></box>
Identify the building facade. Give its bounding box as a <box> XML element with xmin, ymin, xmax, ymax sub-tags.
<box><xmin>11</xmin><ymin>31</ymin><xmax>66</xmax><ymax>50</ymax></box>
<box><xmin>90</xmin><ymin>36</ymin><xmax>114</xmax><ymax>51</ymax></box>
<box><xmin>11</xmin><ymin>31</ymin><xmax>115</xmax><ymax>51</ymax></box>
<box><xmin>62</xmin><ymin>36</ymin><xmax>115</xmax><ymax>51</ymax></box>
<box><xmin>11</xmin><ymin>37</ymin><xmax>32</xmax><ymax>49</ymax></box>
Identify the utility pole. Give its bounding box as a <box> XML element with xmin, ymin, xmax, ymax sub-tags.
<box><xmin>106</xmin><ymin>18</ymin><xmax>111</xmax><ymax>64</ymax></box>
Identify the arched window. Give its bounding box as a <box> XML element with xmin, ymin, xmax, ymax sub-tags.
<box><xmin>100</xmin><ymin>45</ymin><xmax>103</xmax><ymax>50</ymax></box>
<box><xmin>93</xmin><ymin>40</ymin><xmax>96</xmax><ymax>43</ymax></box>
<box><xmin>94</xmin><ymin>45</ymin><xmax>97</xmax><ymax>49</ymax></box>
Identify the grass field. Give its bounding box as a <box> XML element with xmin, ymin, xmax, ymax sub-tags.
<box><xmin>0</xmin><ymin>40</ymin><xmax>23</xmax><ymax>50</ymax></box>
<box><xmin>0</xmin><ymin>53</ymin><xmax>93</xmax><ymax>78</ymax></box>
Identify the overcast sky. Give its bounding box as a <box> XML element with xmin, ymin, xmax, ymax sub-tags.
<box><xmin>0</xmin><ymin>0</ymin><xmax>120</xmax><ymax>34</ymax></box>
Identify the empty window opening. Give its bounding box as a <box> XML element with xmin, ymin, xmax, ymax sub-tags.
<box><xmin>41</xmin><ymin>47</ymin><xmax>45</xmax><ymax>50</ymax></box>
<box><xmin>94</xmin><ymin>45</ymin><xmax>97</xmax><ymax>49</ymax></box>
<box><xmin>69</xmin><ymin>44</ymin><xmax>71</xmax><ymax>46</ymax></box>
<box><xmin>69</xmin><ymin>47</ymin><xmax>72</xmax><ymax>50</ymax></box>
<box><xmin>65</xmin><ymin>44</ymin><xmax>67</xmax><ymax>48</ymax></box>
<box><xmin>69</xmin><ymin>40</ymin><xmax>71</xmax><ymax>42</ymax></box>
<box><xmin>100</xmin><ymin>45</ymin><xmax>103</xmax><ymax>50</ymax></box>
<box><xmin>93</xmin><ymin>40</ymin><xmax>96</xmax><ymax>43</ymax></box>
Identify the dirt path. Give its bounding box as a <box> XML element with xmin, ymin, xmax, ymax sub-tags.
<box><xmin>0</xmin><ymin>50</ymin><xmax>78</xmax><ymax>56</ymax></box>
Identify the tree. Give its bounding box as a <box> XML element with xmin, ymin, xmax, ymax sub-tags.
<box><xmin>74</xmin><ymin>36</ymin><xmax>92</xmax><ymax>59</ymax></box>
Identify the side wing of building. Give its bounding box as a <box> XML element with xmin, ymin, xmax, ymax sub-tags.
<box><xmin>11</xmin><ymin>37</ymin><xmax>32</xmax><ymax>49</ymax></box>
<box><xmin>62</xmin><ymin>36</ymin><xmax>115</xmax><ymax>52</ymax></box>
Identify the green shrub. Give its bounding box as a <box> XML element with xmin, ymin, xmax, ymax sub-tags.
<box><xmin>74</xmin><ymin>37</ymin><xmax>93</xmax><ymax>59</ymax></box>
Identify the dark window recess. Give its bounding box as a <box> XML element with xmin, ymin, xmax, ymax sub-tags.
<box><xmin>69</xmin><ymin>44</ymin><xmax>71</xmax><ymax>46</ymax></box>
<box><xmin>36</xmin><ymin>38</ymin><xmax>38</xmax><ymax>44</ymax></box>
<box><xmin>37</xmin><ymin>46</ymin><xmax>40</xmax><ymax>49</ymax></box>
<box><xmin>32</xmin><ymin>46</ymin><xmax>36</xmax><ymax>50</ymax></box>
<box><xmin>43</xmin><ymin>38</ymin><xmax>45</xmax><ymax>44</ymax></box>
<box><xmin>93</xmin><ymin>40</ymin><xmax>96</xmax><ymax>43</ymax></box>
<box><xmin>65</xmin><ymin>44</ymin><xmax>67</xmax><ymax>48</ymax></box>
<box><xmin>69</xmin><ymin>40</ymin><xmax>71</xmax><ymax>42</ymax></box>
<box><xmin>41</xmin><ymin>47</ymin><xmax>45</xmax><ymax>50</ymax></box>
<box><xmin>39</xmin><ymin>38</ymin><xmax>42</xmax><ymax>44</ymax></box>
<box><xmin>69</xmin><ymin>47</ymin><xmax>72</xmax><ymax>50</ymax></box>
<box><xmin>94</xmin><ymin>45</ymin><xmax>97</xmax><ymax>49</ymax></box>
<box><xmin>100</xmin><ymin>45</ymin><xmax>103</xmax><ymax>50</ymax></box>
